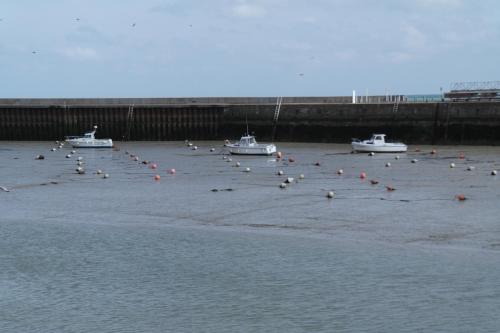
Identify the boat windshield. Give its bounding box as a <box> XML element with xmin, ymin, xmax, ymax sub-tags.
<box><xmin>240</xmin><ymin>137</ymin><xmax>256</xmax><ymax>145</ymax></box>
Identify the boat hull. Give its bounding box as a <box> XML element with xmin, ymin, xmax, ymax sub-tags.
<box><xmin>67</xmin><ymin>139</ymin><xmax>113</xmax><ymax>148</ymax></box>
<box><xmin>227</xmin><ymin>144</ymin><xmax>276</xmax><ymax>155</ymax></box>
<box><xmin>351</xmin><ymin>142</ymin><xmax>407</xmax><ymax>153</ymax></box>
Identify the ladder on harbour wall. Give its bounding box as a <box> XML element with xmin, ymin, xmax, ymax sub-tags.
<box><xmin>271</xmin><ymin>97</ymin><xmax>283</xmax><ymax>141</ymax></box>
<box><xmin>124</xmin><ymin>105</ymin><xmax>134</xmax><ymax>140</ymax></box>
<box><xmin>392</xmin><ymin>102</ymin><xmax>399</xmax><ymax>113</ymax></box>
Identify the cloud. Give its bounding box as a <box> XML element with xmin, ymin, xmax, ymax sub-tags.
<box><xmin>231</xmin><ymin>4</ymin><xmax>267</xmax><ymax>18</ymax></box>
<box><xmin>60</xmin><ymin>47</ymin><xmax>100</xmax><ymax>60</ymax></box>
<box><xmin>415</xmin><ymin>0</ymin><xmax>463</xmax><ymax>7</ymax></box>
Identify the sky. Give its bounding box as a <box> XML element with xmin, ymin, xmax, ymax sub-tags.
<box><xmin>1</xmin><ymin>0</ymin><xmax>499</xmax><ymax>98</ymax></box>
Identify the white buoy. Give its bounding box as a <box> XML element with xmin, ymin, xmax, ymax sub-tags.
<box><xmin>210</xmin><ymin>148</ymin><xmax>215</xmax><ymax>152</ymax></box>
<box><xmin>280</xmin><ymin>183</ymin><xmax>287</xmax><ymax>189</ymax></box>
<box><xmin>467</xmin><ymin>166</ymin><xmax>475</xmax><ymax>171</ymax></box>
<box><xmin>77</xmin><ymin>161</ymin><xmax>83</xmax><ymax>166</ymax></box>
<box><xmin>299</xmin><ymin>174</ymin><xmax>305</xmax><ymax>180</ymax></box>
<box><xmin>411</xmin><ymin>159</ymin><xmax>418</xmax><ymax>163</ymax></box>
<box><xmin>223</xmin><ymin>156</ymin><xmax>227</xmax><ymax>160</ymax></box>
<box><xmin>76</xmin><ymin>167</ymin><xmax>85</xmax><ymax>174</ymax></box>
<box><xmin>277</xmin><ymin>170</ymin><xmax>284</xmax><ymax>176</ymax></box>
<box><xmin>337</xmin><ymin>169</ymin><xmax>344</xmax><ymax>175</ymax></box>
<box><xmin>55</xmin><ymin>140</ymin><xmax>59</xmax><ymax>144</ymax></box>
<box><xmin>235</xmin><ymin>162</ymin><xmax>241</xmax><ymax>167</ymax></box>
<box><xmin>51</xmin><ymin>148</ymin><xmax>56</xmax><ymax>152</ymax></box>
<box><xmin>244</xmin><ymin>167</ymin><xmax>251</xmax><ymax>173</ymax></box>
<box><xmin>395</xmin><ymin>155</ymin><xmax>400</xmax><ymax>160</ymax></box>
<box><xmin>227</xmin><ymin>158</ymin><xmax>232</xmax><ymax>162</ymax></box>
<box><xmin>385</xmin><ymin>162</ymin><xmax>391</xmax><ymax>167</ymax></box>
<box><xmin>188</xmin><ymin>142</ymin><xmax>193</xmax><ymax>147</ymax></box>
<box><xmin>66</xmin><ymin>154</ymin><xmax>71</xmax><ymax>158</ymax></box>
<box><xmin>369</xmin><ymin>152</ymin><xmax>375</xmax><ymax>156</ymax></box>
<box><xmin>103</xmin><ymin>173</ymin><xmax>110</xmax><ymax>179</ymax></box>
<box><xmin>450</xmin><ymin>163</ymin><xmax>455</xmax><ymax>168</ymax></box>
<box><xmin>71</xmin><ymin>150</ymin><xmax>76</xmax><ymax>154</ymax></box>
<box><xmin>77</xmin><ymin>156</ymin><xmax>83</xmax><ymax>161</ymax></box>
<box><xmin>491</xmin><ymin>170</ymin><xmax>497</xmax><ymax>176</ymax></box>
<box><xmin>285</xmin><ymin>177</ymin><xmax>294</xmax><ymax>183</ymax></box>
<box><xmin>96</xmin><ymin>169</ymin><xmax>103</xmax><ymax>175</ymax></box>
<box><xmin>327</xmin><ymin>191</ymin><xmax>335</xmax><ymax>199</ymax></box>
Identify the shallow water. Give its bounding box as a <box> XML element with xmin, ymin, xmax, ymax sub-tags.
<box><xmin>1</xmin><ymin>141</ymin><xmax>500</xmax><ymax>332</ymax></box>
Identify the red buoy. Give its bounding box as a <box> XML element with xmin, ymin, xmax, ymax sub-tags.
<box><xmin>151</xmin><ymin>163</ymin><xmax>157</xmax><ymax>169</ymax></box>
<box><xmin>360</xmin><ymin>172</ymin><xmax>367</xmax><ymax>179</ymax></box>
<box><xmin>455</xmin><ymin>194</ymin><xmax>466</xmax><ymax>201</ymax></box>
<box><xmin>154</xmin><ymin>175</ymin><xmax>161</xmax><ymax>181</ymax></box>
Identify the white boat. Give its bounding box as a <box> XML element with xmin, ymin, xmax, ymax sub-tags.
<box><xmin>65</xmin><ymin>126</ymin><xmax>113</xmax><ymax>148</ymax></box>
<box><xmin>351</xmin><ymin>134</ymin><xmax>407</xmax><ymax>153</ymax></box>
<box><xmin>225</xmin><ymin>135</ymin><xmax>277</xmax><ymax>155</ymax></box>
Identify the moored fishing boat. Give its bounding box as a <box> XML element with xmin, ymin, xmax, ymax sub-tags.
<box><xmin>351</xmin><ymin>134</ymin><xmax>407</xmax><ymax>153</ymax></box>
<box><xmin>65</xmin><ymin>126</ymin><xmax>113</xmax><ymax>148</ymax></box>
<box><xmin>225</xmin><ymin>135</ymin><xmax>276</xmax><ymax>155</ymax></box>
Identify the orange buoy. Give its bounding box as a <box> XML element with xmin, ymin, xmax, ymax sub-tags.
<box><xmin>151</xmin><ymin>163</ymin><xmax>157</xmax><ymax>169</ymax></box>
<box><xmin>360</xmin><ymin>172</ymin><xmax>367</xmax><ymax>179</ymax></box>
<box><xmin>169</xmin><ymin>168</ymin><xmax>176</xmax><ymax>174</ymax></box>
<box><xmin>154</xmin><ymin>175</ymin><xmax>161</xmax><ymax>181</ymax></box>
<box><xmin>276</xmin><ymin>151</ymin><xmax>282</xmax><ymax>159</ymax></box>
<box><xmin>455</xmin><ymin>194</ymin><xmax>466</xmax><ymax>201</ymax></box>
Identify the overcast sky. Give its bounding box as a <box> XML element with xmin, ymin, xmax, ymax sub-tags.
<box><xmin>1</xmin><ymin>0</ymin><xmax>499</xmax><ymax>97</ymax></box>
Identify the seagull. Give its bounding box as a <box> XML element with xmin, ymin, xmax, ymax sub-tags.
<box><xmin>76</xmin><ymin>17</ymin><xmax>80</xmax><ymax>21</ymax></box>
<box><xmin>131</xmin><ymin>23</ymin><xmax>136</xmax><ymax>27</ymax></box>
<box><xmin>298</xmin><ymin>73</ymin><xmax>304</xmax><ymax>77</ymax></box>
<box><xmin>32</xmin><ymin>51</ymin><xmax>37</xmax><ymax>54</ymax></box>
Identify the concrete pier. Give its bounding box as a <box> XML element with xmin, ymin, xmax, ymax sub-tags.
<box><xmin>1</xmin><ymin>97</ymin><xmax>500</xmax><ymax>144</ymax></box>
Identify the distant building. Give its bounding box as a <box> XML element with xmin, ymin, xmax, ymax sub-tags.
<box><xmin>445</xmin><ymin>81</ymin><xmax>500</xmax><ymax>101</ymax></box>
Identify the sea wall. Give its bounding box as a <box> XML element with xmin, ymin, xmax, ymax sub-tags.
<box><xmin>1</xmin><ymin>98</ymin><xmax>500</xmax><ymax>144</ymax></box>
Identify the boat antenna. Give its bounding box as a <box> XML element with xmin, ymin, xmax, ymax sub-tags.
<box><xmin>245</xmin><ymin>112</ymin><xmax>249</xmax><ymax>136</ymax></box>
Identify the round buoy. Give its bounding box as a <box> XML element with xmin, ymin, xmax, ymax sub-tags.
<box><xmin>386</xmin><ymin>186</ymin><xmax>396</xmax><ymax>191</ymax></box>
<box><xmin>459</xmin><ymin>153</ymin><xmax>465</xmax><ymax>159</ymax></box>
<box><xmin>299</xmin><ymin>174</ymin><xmax>305</xmax><ymax>180</ymax></box>
<box><xmin>276</xmin><ymin>152</ymin><xmax>282</xmax><ymax>159</ymax></box>
<box><xmin>314</xmin><ymin>162</ymin><xmax>321</xmax><ymax>166</ymax></box>
<box><xmin>455</xmin><ymin>194</ymin><xmax>466</xmax><ymax>201</ymax></box>
<box><xmin>411</xmin><ymin>159</ymin><xmax>418</xmax><ymax>163</ymax></box>
<box><xmin>192</xmin><ymin>146</ymin><xmax>198</xmax><ymax>150</ymax></box>
<box><xmin>369</xmin><ymin>152</ymin><xmax>375</xmax><ymax>156</ymax></box>
<box><xmin>360</xmin><ymin>172</ymin><xmax>367</xmax><ymax>179</ymax></box>
<box><xmin>288</xmin><ymin>157</ymin><xmax>295</xmax><ymax>163</ymax></box>
<box><xmin>66</xmin><ymin>154</ymin><xmax>71</xmax><ymax>158</ymax></box>
<box><xmin>467</xmin><ymin>166</ymin><xmax>475</xmax><ymax>171</ymax></box>
<box><xmin>224</xmin><ymin>139</ymin><xmax>230</xmax><ymax>145</ymax></box>
<box><xmin>431</xmin><ymin>149</ymin><xmax>437</xmax><ymax>155</ymax></box>
<box><xmin>141</xmin><ymin>160</ymin><xmax>148</xmax><ymax>165</ymax></box>
<box><xmin>103</xmin><ymin>173</ymin><xmax>110</xmax><ymax>179</ymax></box>
<box><xmin>223</xmin><ymin>156</ymin><xmax>227</xmax><ymax>160</ymax></box>
<box><xmin>134</xmin><ymin>156</ymin><xmax>139</xmax><ymax>161</ymax></box>
<box><xmin>337</xmin><ymin>169</ymin><xmax>344</xmax><ymax>175</ymax></box>
<box><xmin>77</xmin><ymin>161</ymin><xmax>83</xmax><ymax>166</ymax></box>
<box><xmin>154</xmin><ymin>175</ymin><xmax>161</xmax><ymax>181</ymax></box>
<box><xmin>285</xmin><ymin>177</ymin><xmax>294</xmax><ymax>183</ymax></box>
<box><xmin>450</xmin><ymin>163</ymin><xmax>455</xmax><ymax>168</ymax></box>
<box><xmin>151</xmin><ymin>163</ymin><xmax>157</xmax><ymax>169</ymax></box>
<box><xmin>385</xmin><ymin>162</ymin><xmax>391</xmax><ymax>167</ymax></box>
<box><xmin>169</xmin><ymin>168</ymin><xmax>176</xmax><ymax>174</ymax></box>
<box><xmin>58</xmin><ymin>145</ymin><xmax>63</xmax><ymax>149</ymax></box>
<box><xmin>395</xmin><ymin>155</ymin><xmax>400</xmax><ymax>160</ymax></box>
<box><xmin>77</xmin><ymin>156</ymin><xmax>83</xmax><ymax>161</ymax></box>
<box><xmin>96</xmin><ymin>169</ymin><xmax>102</xmax><ymax>175</ymax></box>
<box><xmin>76</xmin><ymin>167</ymin><xmax>85</xmax><ymax>174</ymax></box>
<box><xmin>235</xmin><ymin>162</ymin><xmax>241</xmax><ymax>167</ymax></box>
<box><xmin>327</xmin><ymin>191</ymin><xmax>335</xmax><ymax>199</ymax></box>
<box><xmin>370</xmin><ymin>179</ymin><xmax>379</xmax><ymax>185</ymax></box>
<box><xmin>51</xmin><ymin>148</ymin><xmax>56</xmax><ymax>152</ymax></box>
<box><xmin>55</xmin><ymin>140</ymin><xmax>59</xmax><ymax>144</ymax></box>
<box><xmin>35</xmin><ymin>155</ymin><xmax>45</xmax><ymax>160</ymax></box>
<box><xmin>71</xmin><ymin>150</ymin><xmax>76</xmax><ymax>154</ymax></box>
<box><xmin>210</xmin><ymin>148</ymin><xmax>215</xmax><ymax>152</ymax></box>
<box><xmin>244</xmin><ymin>167</ymin><xmax>251</xmax><ymax>173</ymax></box>
<box><xmin>280</xmin><ymin>183</ymin><xmax>287</xmax><ymax>189</ymax></box>
<box><xmin>277</xmin><ymin>170</ymin><xmax>284</xmax><ymax>176</ymax></box>
<box><xmin>188</xmin><ymin>142</ymin><xmax>193</xmax><ymax>147</ymax></box>
<box><xmin>227</xmin><ymin>158</ymin><xmax>232</xmax><ymax>162</ymax></box>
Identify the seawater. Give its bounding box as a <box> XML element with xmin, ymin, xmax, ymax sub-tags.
<box><xmin>1</xmin><ymin>141</ymin><xmax>500</xmax><ymax>332</ymax></box>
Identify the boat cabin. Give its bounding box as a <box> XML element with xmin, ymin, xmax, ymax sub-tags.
<box><xmin>369</xmin><ymin>134</ymin><xmax>386</xmax><ymax>144</ymax></box>
<box><xmin>239</xmin><ymin>136</ymin><xmax>257</xmax><ymax>146</ymax></box>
